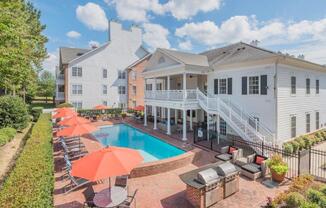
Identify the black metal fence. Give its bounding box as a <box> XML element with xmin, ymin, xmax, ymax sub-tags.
<box><xmin>193</xmin><ymin>127</ymin><xmax>326</xmax><ymax>181</ymax></box>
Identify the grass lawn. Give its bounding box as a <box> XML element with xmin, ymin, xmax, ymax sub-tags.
<box><xmin>30</xmin><ymin>102</ymin><xmax>55</xmax><ymax>109</ymax></box>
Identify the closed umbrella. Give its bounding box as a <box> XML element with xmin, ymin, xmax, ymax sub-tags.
<box><xmin>53</xmin><ymin>109</ymin><xmax>77</xmax><ymax>119</ymax></box>
<box><xmin>71</xmin><ymin>146</ymin><xmax>143</xmax><ymax>181</ymax></box>
<box><xmin>58</xmin><ymin>116</ymin><xmax>90</xmax><ymax>127</ymax></box>
<box><xmin>133</xmin><ymin>105</ymin><xmax>144</xmax><ymax>111</ymax></box>
<box><xmin>94</xmin><ymin>105</ymin><xmax>109</xmax><ymax>110</ymax></box>
<box><xmin>56</xmin><ymin>123</ymin><xmax>98</xmax><ymax>137</ymax></box>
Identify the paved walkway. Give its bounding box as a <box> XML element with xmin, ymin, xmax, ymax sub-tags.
<box><xmin>53</xmin><ymin>119</ymin><xmax>289</xmax><ymax>208</ymax></box>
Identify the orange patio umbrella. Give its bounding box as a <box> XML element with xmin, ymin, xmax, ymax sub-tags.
<box><xmin>133</xmin><ymin>105</ymin><xmax>144</xmax><ymax>111</ymax></box>
<box><xmin>52</xmin><ymin>109</ymin><xmax>77</xmax><ymax>119</ymax></box>
<box><xmin>54</xmin><ymin>107</ymin><xmax>73</xmax><ymax>112</ymax></box>
<box><xmin>57</xmin><ymin>116</ymin><xmax>90</xmax><ymax>127</ymax></box>
<box><xmin>56</xmin><ymin>123</ymin><xmax>98</xmax><ymax>137</ymax></box>
<box><xmin>71</xmin><ymin>146</ymin><xmax>143</xmax><ymax>181</ymax></box>
<box><xmin>94</xmin><ymin>105</ymin><xmax>109</xmax><ymax>110</ymax></box>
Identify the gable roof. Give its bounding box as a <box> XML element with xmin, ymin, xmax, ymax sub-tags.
<box><xmin>126</xmin><ymin>54</ymin><xmax>151</xmax><ymax>70</ymax></box>
<box><xmin>59</xmin><ymin>47</ymin><xmax>90</xmax><ymax>65</ymax></box>
<box><xmin>159</xmin><ymin>48</ymin><xmax>209</xmax><ymax>67</ymax></box>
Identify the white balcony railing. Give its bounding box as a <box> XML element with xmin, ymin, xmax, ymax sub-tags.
<box><xmin>145</xmin><ymin>90</ymin><xmax>197</xmax><ymax>101</ymax></box>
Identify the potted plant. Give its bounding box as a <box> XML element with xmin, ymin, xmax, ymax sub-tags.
<box><xmin>266</xmin><ymin>154</ymin><xmax>289</xmax><ymax>183</ymax></box>
<box><xmin>121</xmin><ymin>112</ymin><xmax>127</xmax><ymax>119</ymax></box>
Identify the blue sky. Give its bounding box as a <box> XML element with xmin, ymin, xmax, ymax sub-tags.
<box><xmin>30</xmin><ymin>0</ymin><xmax>326</xmax><ymax>73</ymax></box>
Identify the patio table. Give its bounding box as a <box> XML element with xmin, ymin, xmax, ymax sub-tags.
<box><xmin>93</xmin><ymin>186</ymin><xmax>127</xmax><ymax>208</ymax></box>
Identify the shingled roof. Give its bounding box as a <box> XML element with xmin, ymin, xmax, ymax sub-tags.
<box><xmin>59</xmin><ymin>47</ymin><xmax>90</xmax><ymax>65</ymax></box>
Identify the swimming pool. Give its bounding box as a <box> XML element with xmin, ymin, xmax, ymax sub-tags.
<box><xmin>93</xmin><ymin>124</ymin><xmax>185</xmax><ymax>162</ymax></box>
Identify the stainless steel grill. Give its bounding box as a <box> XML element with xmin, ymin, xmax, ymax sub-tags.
<box><xmin>215</xmin><ymin>162</ymin><xmax>238</xmax><ymax>176</ymax></box>
<box><xmin>197</xmin><ymin>168</ymin><xmax>219</xmax><ymax>185</ymax></box>
<box><xmin>216</xmin><ymin>162</ymin><xmax>239</xmax><ymax>198</ymax></box>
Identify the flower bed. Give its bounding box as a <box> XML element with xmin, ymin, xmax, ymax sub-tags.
<box><xmin>265</xmin><ymin>175</ymin><xmax>326</xmax><ymax>208</ymax></box>
<box><xmin>0</xmin><ymin>113</ymin><xmax>53</xmax><ymax>207</ymax></box>
<box><xmin>283</xmin><ymin>129</ymin><xmax>326</xmax><ymax>154</ymax></box>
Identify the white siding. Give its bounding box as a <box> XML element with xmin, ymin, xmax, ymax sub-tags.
<box><xmin>207</xmin><ymin>64</ymin><xmax>277</xmax><ymax>134</ymax></box>
<box><xmin>276</xmin><ymin>64</ymin><xmax>326</xmax><ymax>142</ymax></box>
<box><xmin>67</xmin><ymin>22</ymin><xmax>146</xmax><ymax>109</ymax></box>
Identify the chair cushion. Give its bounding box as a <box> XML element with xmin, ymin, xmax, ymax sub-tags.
<box><xmin>228</xmin><ymin>146</ymin><xmax>237</xmax><ymax>154</ymax></box>
<box><xmin>242</xmin><ymin>163</ymin><xmax>261</xmax><ymax>173</ymax></box>
<box><xmin>216</xmin><ymin>154</ymin><xmax>232</xmax><ymax>161</ymax></box>
<box><xmin>255</xmin><ymin>155</ymin><xmax>267</xmax><ymax>165</ymax></box>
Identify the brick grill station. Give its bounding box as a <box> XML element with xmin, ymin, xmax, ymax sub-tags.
<box><xmin>180</xmin><ymin>162</ymin><xmax>240</xmax><ymax>208</ymax></box>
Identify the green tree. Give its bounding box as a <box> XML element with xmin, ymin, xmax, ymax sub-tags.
<box><xmin>37</xmin><ymin>70</ymin><xmax>55</xmax><ymax>103</ymax></box>
<box><xmin>0</xmin><ymin>0</ymin><xmax>47</xmax><ymax>99</ymax></box>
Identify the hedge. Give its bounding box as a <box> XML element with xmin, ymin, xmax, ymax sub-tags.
<box><xmin>0</xmin><ymin>127</ymin><xmax>16</xmax><ymax>146</ymax></box>
<box><xmin>0</xmin><ymin>113</ymin><xmax>54</xmax><ymax>207</ymax></box>
<box><xmin>56</xmin><ymin>102</ymin><xmax>73</xmax><ymax>108</ymax></box>
<box><xmin>30</xmin><ymin>107</ymin><xmax>44</xmax><ymax>121</ymax></box>
<box><xmin>0</xmin><ymin>95</ymin><xmax>29</xmax><ymax>130</ymax></box>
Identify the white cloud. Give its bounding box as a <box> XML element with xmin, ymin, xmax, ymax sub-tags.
<box><xmin>164</xmin><ymin>0</ymin><xmax>222</xmax><ymax>20</ymax></box>
<box><xmin>178</xmin><ymin>40</ymin><xmax>192</xmax><ymax>50</ymax></box>
<box><xmin>76</xmin><ymin>3</ymin><xmax>108</xmax><ymax>31</ymax></box>
<box><xmin>142</xmin><ymin>23</ymin><xmax>170</xmax><ymax>50</ymax></box>
<box><xmin>88</xmin><ymin>40</ymin><xmax>100</xmax><ymax>48</ymax></box>
<box><xmin>42</xmin><ymin>51</ymin><xmax>58</xmax><ymax>74</ymax></box>
<box><xmin>106</xmin><ymin>0</ymin><xmax>222</xmax><ymax>22</ymax></box>
<box><xmin>175</xmin><ymin>16</ymin><xmax>326</xmax><ymax>49</ymax></box>
<box><xmin>66</xmin><ymin>30</ymin><xmax>81</xmax><ymax>38</ymax></box>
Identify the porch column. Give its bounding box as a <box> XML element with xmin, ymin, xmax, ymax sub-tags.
<box><xmin>153</xmin><ymin>106</ymin><xmax>157</xmax><ymax>130</ymax></box>
<box><xmin>183</xmin><ymin>73</ymin><xmax>187</xmax><ymax>99</ymax></box>
<box><xmin>167</xmin><ymin>108</ymin><xmax>171</xmax><ymax>135</ymax></box>
<box><xmin>207</xmin><ymin>113</ymin><xmax>210</xmax><ymax>141</ymax></box>
<box><xmin>175</xmin><ymin>109</ymin><xmax>178</xmax><ymax>124</ymax></box>
<box><xmin>190</xmin><ymin>110</ymin><xmax>193</xmax><ymax>131</ymax></box>
<box><xmin>153</xmin><ymin>78</ymin><xmax>157</xmax><ymax>100</ymax></box>
<box><xmin>182</xmin><ymin>109</ymin><xmax>187</xmax><ymax>141</ymax></box>
<box><xmin>144</xmin><ymin>105</ymin><xmax>147</xmax><ymax>126</ymax></box>
<box><xmin>167</xmin><ymin>75</ymin><xmax>170</xmax><ymax>99</ymax></box>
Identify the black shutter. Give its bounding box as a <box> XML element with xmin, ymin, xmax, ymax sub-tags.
<box><xmin>227</xmin><ymin>78</ymin><xmax>232</xmax><ymax>95</ymax></box>
<box><xmin>260</xmin><ymin>75</ymin><xmax>267</xmax><ymax>95</ymax></box>
<box><xmin>242</xmin><ymin>77</ymin><xmax>247</xmax><ymax>95</ymax></box>
<box><xmin>214</xmin><ymin>79</ymin><xmax>219</xmax><ymax>94</ymax></box>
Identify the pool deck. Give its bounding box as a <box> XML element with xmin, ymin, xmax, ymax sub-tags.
<box><xmin>53</xmin><ymin>118</ymin><xmax>290</xmax><ymax>208</ymax></box>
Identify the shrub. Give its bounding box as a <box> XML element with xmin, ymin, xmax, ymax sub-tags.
<box><xmin>57</xmin><ymin>102</ymin><xmax>73</xmax><ymax>108</ymax></box>
<box><xmin>283</xmin><ymin>143</ymin><xmax>294</xmax><ymax>154</ymax></box>
<box><xmin>306</xmin><ymin>189</ymin><xmax>326</xmax><ymax>207</ymax></box>
<box><xmin>291</xmin><ymin>140</ymin><xmax>300</xmax><ymax>153</ymax></box>
<box><xmin>0</xmin><ymin>96</ymin><xmax>29</xmax><ymax>130</ymax></box>
<box><xmin>303</xmin><ymin>136</ymin><xmax>313</xmax><ymax>149</ymax></box>
<box><xmin>0</xmin><ymin>114</ymin><xmax>53</xmax><ymax>207</ymax></box>
<box><xmin>290</xmin><ymin>175</ymin><xmax>314</xmax><ymax>193</ymax></box>
<box><xmin>320</xmin><ymin>185</ymin><xmax>326</xmax><ymax>195</ymax></box>
<box><xmin>0</xmin><ymin>127</ymin><xmax>16</xmax><ymax>146</ymax></box>
<box><xmin>300</xmin><ymin>202</ymin><xmax>320</xmax><ymax>208</ymax></box>
<box><xmin>295</xmin><ymin>137</ymin><xmax>306</xmax><ymax>150</ymax></box>
<box><xmin>285</xmin><ymin>192</ymin><xmax>305</xmax><ymax>207</ymax></box>
<box><xmin>30</xmin><ymin>107</ymin><xmax>43</xmax><ymax>121</ymax></box>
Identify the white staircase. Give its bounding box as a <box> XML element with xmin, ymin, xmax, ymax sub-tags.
<box><xmin>196</xmin><ymin>89</ymin><xmax>275</xmax><ymax>148</ymax></box>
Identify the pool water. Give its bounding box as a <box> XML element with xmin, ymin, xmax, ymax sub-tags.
<box><xmin>93</xmin><ymin>124</ymin><xmax>185</xmax><ymax>162</ymax></box>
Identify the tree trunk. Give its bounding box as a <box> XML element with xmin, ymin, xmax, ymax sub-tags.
<box><xmin>45</xmin><ymin>97</ymin><xmax>48</xmax><ymax>103</ymax></box>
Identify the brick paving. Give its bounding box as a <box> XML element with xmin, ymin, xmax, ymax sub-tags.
<box><xmin>53</xmin><ymin>118</ymin><xmax>289</xmax><ymax>208</ymax></box>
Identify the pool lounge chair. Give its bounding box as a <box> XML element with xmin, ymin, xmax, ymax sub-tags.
<box><xmin>118</xmin><ymin>189</ymin><xmax>138</xmax><ymax>208</ymax></box>
<box><xmin>65</xmin><ymin>173</ymin><xmax>90</xmax><ymax>194</ymax></box>
<box><xmin>83</xmin><ymin>185</ymin><xmax>98</xmax><ymax>208</ymax></box>
<box><xmin>215</xmin><ymin>146</ymin><xmax>243</xmax><ymax>163</ymax></box>
<box><xmin>240</xmin><ymin>154</ymin><xmax>268</xmax><ymax>180</ymax></box>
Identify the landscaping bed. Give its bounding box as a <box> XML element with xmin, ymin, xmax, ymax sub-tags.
<box><xmin>0</xmin><ymin>113</ymin><xmax>54</xmax><ymax>207</ymax></box>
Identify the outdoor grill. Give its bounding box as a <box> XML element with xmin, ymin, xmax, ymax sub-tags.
<box><xmin>180</xmin><ymin>162</ymin><xmax>240</xmax><ymax>208</ymax></box>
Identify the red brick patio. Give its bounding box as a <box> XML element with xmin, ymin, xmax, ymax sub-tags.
<box><xmin>53</xmin><ymin>118</ymin><xmax>289</xmax><ymax>208</ymax></box>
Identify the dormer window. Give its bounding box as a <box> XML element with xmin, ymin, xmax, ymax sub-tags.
<box><xmin>158</xmin><ymin>57</ymin><xmax>165</xmax><ymax>64</ymax></box>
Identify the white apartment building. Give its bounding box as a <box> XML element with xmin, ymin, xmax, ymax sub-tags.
<box><xmin>142</xmin><ymin>42</ymin><xmax>326</xmax><ymax>145</ymax></box>
<box><xmin>55</xmin><ymin>21</ymin><xmax>149</xmax><ymax>109</ymax></box>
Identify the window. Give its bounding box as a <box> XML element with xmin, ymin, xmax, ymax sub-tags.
<box><xmin>103</xmin><ymin>69</ymin><xmax>107</xmax><ymax>78</ymax></box>
<box><xmin>118</xmin><ymin>103</ymin><xmax>125</xmax><ymax>109</ymax></box>
<box><xmin>249</xmin><ymin>76</ymin><xmax>259</xmax><ymax>94</ymax></box>
<box><xmin>291</xmin><ymin>76</ymin><xmax>296</xmax><ymax>94</ymax></box>
<box><xmin>118</xmin><ymin>71</ymin><xmax>126</xmax><ymax>79</ymax></box>
<box><xmin>316</xmin><ymin>111</ymin><xmax>320</xmax><ymax>129</ymax></box>
<box><xmin>102</xmin><ymin>85</ymin><xmax>107</xmax><ymax>95</ymax></box>
<box><xmin>291</xmin><ymin>116</ymin><xmax>296</xmax><ymax>138</ymax></box>
<box><xmin>72</xmin><ymin>67</ymin><xmax>82</xmax><ymax>77</ymax></box>
<box><xmin>242</xmin><ymin>77</ymin><xmax>247</xmax><ymax>95</ymax></box>
<box><xmin>156</xmin><ymin>83</ymin><xmax>162</xmax><ymax>90</ymax></box>
<box><xmin>306</xmin><ymin>78</ymin><xmax>310</xmax><ymax>94</ymax></box>
<box><xmin>131</xmin><ymin>71</ymin><xmax>136</xmax><ymax>80</ymax></box>
<box><xmin>260</xmin><ymin>75</ymin><xmax>267</xmax><ymax>95</ymax></box>
<box><xmin>72</xmin><ymin>84</ymin><xmax>82</xmax><ymax>95</ymax></box>
<box><xmin>219</xmin><ymin>79</ymin><xmax>227</xmax><ymax>94</ymax></box>
<box><xmin>146</xmin><ymin>84</ymin><xmax>152</xmax><ymax>91</ymax></box>
<box><xmin>132</xmin><ymin>101</ymin><xmax>136</xmax><ymax>108</ymax></box>
<box><xmin>103</xmin><ymin>101</ymin><xmax>107</xmax><ymax>106</ymax></box>
<box><xmin>72</xmin><ymin>101</ymin><xmax>82</xmax><ymax>109</ymax></box>
<box><xmin>219</xmin><ymin>118</ymin><xmax>227</xmax><ymax>136</ymax></box>
<box><xmin>132</xmin><ymin>86</ymin><xmax>136</xmax><ymax>95</ymax></box>
<box><xmin>227</xmin><ymin>78</ymin><xmax>232</xmax><ymax>95</ymax></box>
<box><xmin>316</xmin><ymin>79</ymin><xmax>319</xmax><ymax>94</ymax></box>
<box><xmin>306</xmin><ymin>113</ymin><xmax>310</xmax><ymax>133</ymax></box>
<box><xmin>118</xmin><ymin>86</ymin><xmax>126</xmax><ymax>94</ymax></box>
